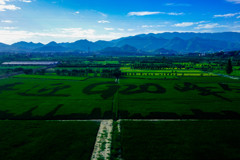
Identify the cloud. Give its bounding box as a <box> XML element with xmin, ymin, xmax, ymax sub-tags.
<box><xmin>0</xmin><ymin>28</ymin><xmax>131</xmax><ymax>44</ymax></box>
<box><xmin>141</xmin><ymin>25</ymin><xmax>165</xmax><ymax>28</ymax></box>
<box><xmin>237</xmin><ymin>16</ymin><xmax>240</xmax><ymax>19</ymax></box>
<box><xmin>226</xmin><ymin>0</ymin><xmax>240</xmax><ymax>4</ymax></box>
<box><xmin>172</xmin><ymin>21</ymin><xmax>206</xmax><ymax>27</ymax></box>
<box><xmin>60</xmin><ymin>28</ymin><xmax>95</xmax><ymax>36</ymax></box>
<box><xmin>104</xmin><ymin>27</ymin><xmax>114</xmax><ymax>31</ymax></box>
<box><xmin>98</xmin><ymin>20</ymin><xmax>110</xmax><ymax>24</ymax></box>
<box><xmin>127</xmin><ymin>29</ymin><xmax>134</xmax><ymax>31</ymax></box>
<box><xmin>194</xmin><ymin>23</ymin><xmax>227</xmax><ymax>29</ymax></box>
<box><xmin>168</xmin><ymin>12</ymin><xmax>184</xmax><ymax>15</ymax></box>
<box><xmin>99</xmin><ymin>12</ymin><xmax>107</xmax><ymax>17</ymax></box>
<box><xmin>0</xmin><ymin>0</ymin><xmax>9</xmax><ymax>5</ymax></box>
<box><xmin>117</xmin><ymin>28</ymin><xmax>124</xmax><ymax>31</ymax></box>
<box><xmin>74</xmin><ymin>11</ymin><xmax>80</xmax><ymax>14</ymax></box>
<box><xmin>0</xmin><ymin>4</ymin><xmax>20</xmax><ymax>11</ymax></box>
<box><xmin>214</xmin><ymin>12</ymin><xmax>240</xmax><ymax>18</ymax></box>
<box><xmin>165</xmin><ymin>3</ymin><xmax>191</xmax><ymax>7</ymax></box>
<box><xmin>1</xmin><ymin>20</ymin><xmax>13</xmax><ymax>23</ymax></box>
<box><xmin>0</xmin><ymin>0</ymin><xmax>31</xmax><ymax>12</ymax></box>
<box><xmin>1</xmin><ymin>26</ymin><xmax>17</xmax><ymax>30</ymax></box>
<box><xmin>173</xmin><ymin>22</ymin><xmax>195</xmax><ymax>27</ymax></box>
<box><xmin>128</xmin><ymin>11</ymin><xmax>161</xmax><ymax>16</ymax></box>
<box><xmin>19</xmin><ymin>0</ymin><xmax>32</xmax><ymax>2</ymax></box>
<box><xmin>128</xmin><ymin>11</ymin><xmax>183</xmax><ymax>16</ymax></box>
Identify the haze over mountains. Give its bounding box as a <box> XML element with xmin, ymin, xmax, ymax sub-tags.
<box><xmin>1</xmin><ymin>32</ymin><xmax>240</xmax><ymax>54</ymax></box>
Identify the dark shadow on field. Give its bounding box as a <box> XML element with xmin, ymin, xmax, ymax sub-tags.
<box><xmin>119</xmin><ymin>109</ymin><xmax>240</xmax><ymax>120</ymax></box>
<box><xmin>83</xmin><ymin>82</ymin><xmax>119</xmax><ymax>99</ymax></box>
<box><xmin>0</xmin><ymin>82</ymin><xmax>23</xmax><ymax>94</ymax></box>
<box><xmin>119</xmin><ymin>83</ymin><xmax>166</xmax><ymax>95</ymax></box>
<box><xmin>18</xmin><ymin>84</ymin><xmax>71</xmax><ymax>97</ymax></box>
<box><xmin>0</xmin><ymin>105</ymin><xmax>112</xmax><ymax>120</ymax></box>
<box><xmin>218</xmin><ymin>83</ymin><xmax>240</xmax><ymax>93</ymax></box>
<box><xmin>83</xmin><ymin>82</ymin><xmax>166</xmax><ymax>99</ymax></box>
<box><xmin>175</xmin><ymin>82</ymin><xmax>232</xmax><ymax>102</ymax></box>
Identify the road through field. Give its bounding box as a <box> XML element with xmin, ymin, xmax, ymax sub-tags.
<box><xmin>214</xmin><ymin>73</ymin><xmax>240</xmax><ymax>80</ymax></box>
<box><xmin>91</xmin><ymin>120</ymin><xmax>113</xmax><ymax>160</ymax></box>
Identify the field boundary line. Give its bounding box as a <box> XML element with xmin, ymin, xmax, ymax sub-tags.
<box><xmin>91</xmin><ymin>120</ymin><xmax>113</xmax><ymax>160</ymax></box>
<box><xmin>119</xmin><ymin>119</ymin><xmax>238</xmax><ymax>121</ymax></box>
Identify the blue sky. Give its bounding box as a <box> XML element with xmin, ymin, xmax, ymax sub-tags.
<box><xmin>0</xmin><ymin>0</ymin><xmax>240</xmax><ymax>44</ymax></box>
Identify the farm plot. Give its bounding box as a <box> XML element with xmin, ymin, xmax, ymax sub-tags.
<box><xmin>14</xmin><ymin>74</ymin><xmax>88</xmax><ymax>81</ymax></box>
<box><xmin>0</xmin><ymin>78</ymin><xmax>115</xmax><ymax>120</ymax></box>
<box><xmin>118</xmin><ymin>77</ymin><xmax>240</xmax><ymax>119</ymax></box>
<box><xmin>0</xmin><ymin>121</ymin><xmax>100</xmax><ymax>160</ymax></box>
<box><xmin>121</xmin><ymin>68</ymin><xmax>217</xmax><ymax>79</ymax></box>
<box><xmin>120</xmin><ymin>121</ymin><xmax>240</xmax><ymax>160</ymax></box>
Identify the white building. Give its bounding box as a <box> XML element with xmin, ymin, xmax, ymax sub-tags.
<box><xmin>2</xmin><ymin>61</ymin><xmax>59</xmax><ymax>66</ymax></box>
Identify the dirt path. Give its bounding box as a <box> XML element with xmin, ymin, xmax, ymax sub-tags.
<box><xmin>214</xmin><ymin>73</ymin><xmax>240</xmax><ymax>80</ymax></box>
<box><xmin>120</xmin><ymin>119</ymin><xmax>203</xmax><ymax>121</ymax></box>
<box><xmin>91</xmin><ymin>120</ymin><xmax>113</xmax><ymax>160</ymax></box>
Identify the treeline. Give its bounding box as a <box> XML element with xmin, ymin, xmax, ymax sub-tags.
<box><xmin>131</xmin><ymin>64</ymin><xmax>185</xmax><ymax>70</ymax></box>
<box><xmin>0</xmin><ymin>67</ymin><xmax>47</xmax><ymax>75</ymax></box>
<box><xmin>131</xmin><ymin>63</ymin><xmax>226</xmax><ymax>71</ymax></box>
<box><xmin>55</xmin><ymin>68</ymin><xmax>121</xmax><ymax>78</ymax></box>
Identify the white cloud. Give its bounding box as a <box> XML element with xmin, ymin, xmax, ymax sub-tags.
<box><xmin>128</xmin><ymin>29</ymin><xmax>134</xmax><ymax>31</ymax></box>
<box><xmin>0</xmin><ymin>28</ymin><xmax>132</xmax><ymax>44</ymax></box>
<box><xmin>1</xmin><ymin>26</ymin><xmax>17</xmax><ymax>29</ymax></box>
<box><xmin>98</xmin><ymin>20</ymin><xmax>110</xmax><ymax>24</ymax></box>
<box><xmin>128</xmin><ymin>11</ymin><xmax>161</xmax><ymax>16</ymax></box>
<box><xmin>214</xmin><ymin>12</ymin><xmax>240</xmax><ymax>18</ymax></box>
<box><xmin>237</xmin><ymin>16</ymin><xmax>240</xmax><ymax>19</ymax></box>
<box><xmin>0</xmin><ymin>4</ymin><xmax>20</xmax><ymax>11</ymax></box>
<box><xmin>172</xmin><ymin>21</ymin><xmax>206</xmax><ymax>27</ymax></box>
<box><xmin>0</xmin><ymin>0</ymin><xmax>32</xmax><ymax>12</ymax></box>
<box><xmin>104</xmin><ymin>27</ymin><xmax>114</xmax><ymax>31</ymax></box>
<box><xmin>165</xmin><ymin>3</ymin><xmax>191</xmax><ymax>7</ymax></box>
<box><xmin>194</xmin><ymin>23</ymin><xmax>228</xmax><ymax>29</ymax></box>
<box><xmin>173</xmin><ymin>22</ymin><xmax>195</xmax><ymax>27</ymax></box>
<box><xmin>128</xmin><ymin>11</ymin><xmax>183</xmax><ymax>16</ymax></box>
<box><xmin>74</xmin><ymin>11</ymin><xmax>80</xmax><ymax>14</ymax></box>
<box><xmin>118</xmin><ymin>28</ymin><xmax>124</xmax><ymax>31</ymax></box>
<box><xmin>141</xmin><ymin>25</ymin><xmax>165</xmax><ymax>28</ymax></box>
<box><xmin>99</xmin><ymin>12</ymin><xmax>107</xmax><ymax>17</ymax></box>
<box><xmin>19</xmin><ymin>0</ymin><xmax>32</xmax><ymax>2</ymax></box>
<box><xmin>168</xmin><ymin>12</ymin><xmax>184</xmax><ymax>16</ymax></box>
<box><xmin>0</xmin><ymin>0</ymin><xmax>9</xmax><ymax>5</ymax></box>
<box><xmin>226</xmin><ymin>0</ymin><xmax>240</xmax><ymax>4</ymax></box>
<box><xmin>1</xmin><ymin>20</ymin><xmax>13</xmax><ymax>23</ymax></box>
<box><xmin>60</xmin><ymin>28</ymin><xmax>96</xmax><ymax>36</ymax></box>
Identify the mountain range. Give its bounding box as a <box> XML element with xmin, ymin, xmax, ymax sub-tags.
<box><xmin>1</xmin><ymin>32</ymin><xmax>240</xmax><ymax>54</ymax></box>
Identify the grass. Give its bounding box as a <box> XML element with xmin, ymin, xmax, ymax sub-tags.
<box><xmin>121</xmin><ymin>68</ymin><xmax>218</xmax><ymax>78</ymax></box>
<box><xmin>121</xmin><ymin>68</ymin><xmax>204</xmax><ymax>73</ymax></box>
<box><xmin>0</xmin><ymin>120</ymin><xmax>100</xmax><ymax>160</ymax></box>
<box><xmin>118</xmin><ymin>77</ymin><xmax>240</xmax><ymax>118</ymax></box>
<box><xmin>212</xmin><ymin>69</ymin><xmax>240</xmax><ymax>77</ymax></box>
<box><xmin>14</xmin><ymin>74</ymin><xmax>88</xmax><ymax>81</ymax></box>
<box><xmin>0</xmin><ymin>78</ymin><xmax>114</xmax><ymax>119</ymax></box>
<box><xmin>1</xmin><ymin>74</ymin><xmax>240</xmax><ymax>120</ymax></box>
<box><xmin>120</xmin><ymin>120</ymin><xmax>240</xmax><ymax>160</ymax></box>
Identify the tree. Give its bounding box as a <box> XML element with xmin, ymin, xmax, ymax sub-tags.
<box><xmin>226</xmin><ymin>59</ymin><xmax>233</xmax><ymax>75</ymax></box>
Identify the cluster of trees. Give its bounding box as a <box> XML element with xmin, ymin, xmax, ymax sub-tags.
<box><xmin>226</xmin><ymin>59</ymin><xmax>233</xmax><ymax>75</ymax></box>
